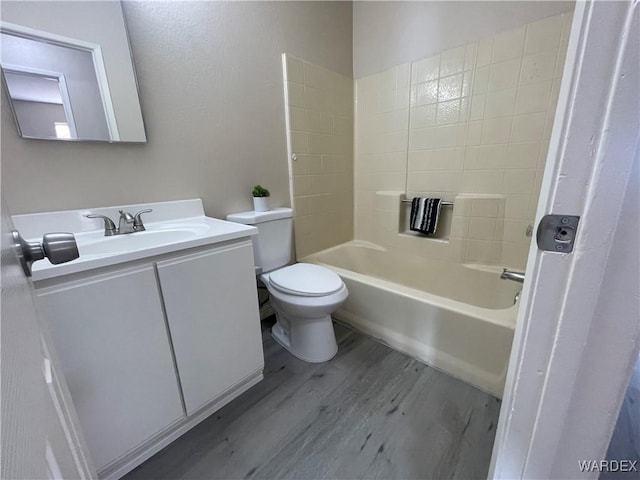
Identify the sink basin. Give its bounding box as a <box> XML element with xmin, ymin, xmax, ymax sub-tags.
<box><xmin>79</xmin><ymin>229</ymin><xmax>201</xmax><ymax>256</ymax></box>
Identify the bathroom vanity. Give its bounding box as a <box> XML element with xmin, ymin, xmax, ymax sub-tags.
<box><xmin>13</xmin><ymin>199</ymin><xmax>264</xmax><ymax>479</ymax></box>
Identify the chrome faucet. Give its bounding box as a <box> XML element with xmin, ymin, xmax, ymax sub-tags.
<box><xmin>85</xmin><ymin>209</ymin><xmax>152</xmax><ymax>236</ymax></box>
<box><xmin>501</xmin><ymin>268</ymin><xmax>525</xmax><ymax>283</ymax></box>
<box><xmin>118</xmin><ymin>210</ymin><xmax>136</xmax><ymax>234</ymax></box>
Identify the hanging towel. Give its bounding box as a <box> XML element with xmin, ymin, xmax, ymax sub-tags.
<box><xmin>410</xmin><ymin>197</ymin><xmax>442</xmax><ymax>235</ymax></box>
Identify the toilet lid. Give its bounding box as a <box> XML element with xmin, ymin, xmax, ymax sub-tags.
<box><xmin>269</xmin><ymin>263</ymin><xmax>343</xmax><ymax>297</ymax></box>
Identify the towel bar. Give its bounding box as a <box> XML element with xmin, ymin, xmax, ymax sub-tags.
<box><xmin>401</xmin><ymin>199</ymin><xmax>454</xmax><ymax>206</ymax></box>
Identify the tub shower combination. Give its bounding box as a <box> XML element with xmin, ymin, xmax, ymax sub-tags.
<box><xmin>283</xmin><ymin>11</ymin><xmax>573</xmax><ymax>398</ymax></box>
<box><xmin>304</xmin><ymin>241</ymin><xmax>520</xmax><ymax>398</ymax></box>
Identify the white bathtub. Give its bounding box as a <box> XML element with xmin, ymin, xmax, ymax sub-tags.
<box><xmin>303</xmin><ymin>241</ymin><xmax>520</xmax><ymax>397</ymax></box>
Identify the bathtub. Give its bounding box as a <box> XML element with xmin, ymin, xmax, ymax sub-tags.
<box><xmin>302</xmin><ymin>241</ymin><xmax>520</xmax><ymax>397</ymax></box>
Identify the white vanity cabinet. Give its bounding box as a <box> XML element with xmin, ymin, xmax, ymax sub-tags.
<box><xmin>33</xmin><ymin>237</ymin><xmax>263</xmax><ymax>478</ymax></box>
<box><xmin>36</xmin><ymin>264</ymin><xmax>185</xmax><ymax>471</ymax></box>
<box><xmin>157</xmin><ymin>240</ymin><xmax>264</xmax><ymax>414</ymax></box>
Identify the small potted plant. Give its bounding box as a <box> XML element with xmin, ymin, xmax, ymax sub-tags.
<box><xmin>252</xmin><ymin>185</ymin><xmax>271</xmax><ymax>212</ymax></box>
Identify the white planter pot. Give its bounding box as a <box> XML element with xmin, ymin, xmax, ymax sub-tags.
<box><xmin>253</xmin><ymin>197</ymin><xmax>270</xmax><ymax>212</ymax></box>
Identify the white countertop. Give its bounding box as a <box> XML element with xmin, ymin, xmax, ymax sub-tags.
<box><xmin>13</xmin><ymin>199</ymin><xmax>257</xmax><ymax>282</ymax></box>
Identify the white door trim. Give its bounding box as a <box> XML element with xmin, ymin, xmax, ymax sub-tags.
<box><xmin>490</xmin><ymin>1</ymin><xmax>639</xmax><ymax>478</ymax></box>
<box><xmin>2</xmin><ymin>64</ymin><xmax>79</xmax><ymax>139</ymax></box>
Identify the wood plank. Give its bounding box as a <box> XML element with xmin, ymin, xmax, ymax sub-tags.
<box><xmin>124</xmin><ymin>322</ymin><xmax>500</xmax><ymax>480</ymax></box>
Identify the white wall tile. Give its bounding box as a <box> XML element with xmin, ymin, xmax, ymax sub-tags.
<box><xmin>469</xmin><ymin>217</ymin><xmax>498</xmax><ymax>240</ymax></box>
<box><xmin>492</xmin><ymin>26</ymin><xmax>525</xmax><ymax>63</ymax></box>
<box><xmin>467</xmin><ymin>121</ymin><xmax>483</xmax><ymax>145</ymax></box>
<box><xmin>484</xmin><ymin>89</ymin><xmax>517</xmax><ymax>118</ymax></box>
<box><xmin>289</xmin><ymin>106</ymin><xmax>307</xmax><ymax>131</ymax></box>
<box><xmin>504</xmin><ymin>195</ymin><xmax>530</xmax><ymax>219</ymax></box>
<box><xmin>464</xmin><ymin>43</ymin><xmax>478</xmax><ymax>71</ymax></box>
<box><xmin>511</xmin><ymin>113</ymin><xmax>546</xmax><ymax>143</ymax></box>
<box><xmin>515</xmin><ymin>80</ymin><xmax>552</xmax><ymax>114</ymax></box>
<box><xmin>407</xmin><ymin>170</ymin><xmax>462</xmax><ymax>192</ymax></box>
<box><xmin>438</xmin><ymin>74</ymin><xmax>463</xmax><ymax>101</ymax></box>
<box><xmin>466</xmin><ymin>239</ymin><xmax>500</xmax><ymax>264</ymax></box>
<box><xmin>410</xmin><ymin>104</ymin><xmax>436</xmax><ymax>128</ymax></box>
<box><xmin>416</xmin><ymin>80</ymin><xmax>439</xmax><ymax>105</ymax></box>
<box><xmin>440</xmin><ymin>46</ymin><xmax>466</xmax><ymax>76</ymax></box>
<box><xmin>461</xmin><ymin>170</ymin><xmax>504</xmax><ymax>193</ymax></box>
<box><xmin>288</xmin><ymin>82</ymin><xmax>306</xmax><ymax>108</ymax></box>
<box><xmin>432</xmin><ymin>125</ymin><xmax>458</xmax><ymax>148</ymax></box>
<box><xmin>502</xmin><ymin>169</ymin><xmax>536</xmax><ymax>195</ymax></box>
<box><xmin>488</xmin><ymin>59</ymin><xmax>521</xmax><ymax>92</ymax></box>
<box><xmin>473</xmin><ymin>144</ymin><xmax>509</xmax><ymax>169</ymax></box>
<box><xmin>481</xmin><ymin>117</ymin><xmax>512</xmax><ymax>144</ymax></box>
<box><xmin>524</xmin><ymin>15</ymin><xmax>563</xmax><ymax>55</ymax></box>
<box><xmin>286</xmin><ymin>57</ymin><xmax>304</xmax><ymax>84</ymax></box>
<box><xmin>409</xmin><ymin>127</ymin><xmax>434</xmax><ymax>150</ymax></box>
<box><xmin>437</xmin><ymin>100</ymin><xmax>461</xmax><ymax>125</ymax></box>
<box><xmin>290</xmin><ymin>131</ymin><xmax>308</xmax><ymax>153</ymax></box>
<box><xmin>378</xmin><ymin>89</ymin><xmax>396</xmax><ymax>113</ymax></box>
<box><xmin>472</xmin><ymin>66</ymin><xmax>491</xmax><ymax>95</ymax></box>
<box><xmin>450</xmin><ymin>216</ymin><xmax>470</xmax><ymax>238</ymax></box>
<box><xmin>471</xmin><ymin>198</ymin><xmax>501</xmax><ymax>217</ymax></box>
<box><xmin>357</xmin><ymin>74</ymin><xmax>379</xmax><ymax>94</ymax></box>
<box><xmin>353</xmin><ymin>12</ymin><xmax>569</xmax><ymax>268</ymax></box>
<box><xmin>506</xmin><ymin>142</ymin><xmax>540</xmax><ymax>169</ymax></box>
<box><xmin>477</xmin><ymin>37</ymin><xmax>494</xmax><ymax>67</ymax></box>
<box><xmin>520</xmin><ymin>50</ymin><xmax>558</xmax><ymax>85</ymax></box>
<box><xmin>412</xmin><ymin>55</ymin><xmax>440</xmax><ymax>83</ymax></box>
<box><xmin>409</xmin><ymin>148</ymin><xmax>463</xmax><ymax>171</ymax></box>
<box><xmin>470</xmin><ymin>95</ymin><xmax>487</xmax><ymax>121</ymax></box>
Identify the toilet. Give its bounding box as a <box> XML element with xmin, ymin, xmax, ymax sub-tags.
<box><xmin>226</xmin><ymin>208</ymin><xmax>348</xmax><ymax>363</ymax></box>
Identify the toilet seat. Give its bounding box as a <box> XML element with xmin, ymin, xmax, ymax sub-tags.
<box><xmin>268</xmin><ymin>263</ymin><xmax>343</xmax><ymax>297</ymax></box>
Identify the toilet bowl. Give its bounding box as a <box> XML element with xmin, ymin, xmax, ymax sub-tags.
<box><xmin>226</xmin><ymin>208</ymin><xmax>349</xmax><ymax>363</ymax></box>
<box><xmin>261</xmin><ymin>263</ymin><xmax>348</xmax><ymax>363</ymax></box>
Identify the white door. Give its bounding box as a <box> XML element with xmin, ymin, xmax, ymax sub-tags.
<box><xmin>0</xmin><ymin>198</ymin><xmax>95</xmax><ymax>479</ymax></box>
<box><xmin>491</xmin><ymin>1</ymin><xmax>639</xmax><ymax>478</ymax></box>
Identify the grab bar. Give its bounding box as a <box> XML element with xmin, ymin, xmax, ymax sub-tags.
<box><xmin>401</xmin><ymin>198</ymin><xmax>454</xmax><ymax>206</ymax></box>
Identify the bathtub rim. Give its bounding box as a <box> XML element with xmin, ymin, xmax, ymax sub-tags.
<box><xmin>301</xmin><ymin>240</ymin><xmax>518</xmax><ymax>330</ymax></box>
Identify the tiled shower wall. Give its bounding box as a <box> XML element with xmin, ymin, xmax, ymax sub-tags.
<box><xmin>355</xmin><ymin>11</ymin><xmax>573</xmax><ymax>269</ymax></box>
<box><xmin>283</xmin><ymin>55</ymin><xmax>354</xmax><ymax>258</ymax></box>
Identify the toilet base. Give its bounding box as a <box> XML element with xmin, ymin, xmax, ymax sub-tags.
<box><xmin>271</xmin><ymin>312</ymin><xmax>338</xmax><ymax>363</ymax></box>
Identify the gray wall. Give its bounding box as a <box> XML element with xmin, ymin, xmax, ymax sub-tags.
<box><xmin>353</xmin><ymin>1</ymin><xmax>575</xmax><ymax>78</ymax></box>
<box><xmin>1</xmin><ymin>1</ymin><xmax>352</xmax><ymax>216</ymax></box>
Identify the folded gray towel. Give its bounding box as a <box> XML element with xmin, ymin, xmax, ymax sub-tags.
<box><xmin>410</xmin><ymin>198</ymin><xmax>442</xmax><ymax>235</ymax></box>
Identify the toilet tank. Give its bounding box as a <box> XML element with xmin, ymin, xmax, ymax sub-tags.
<box><xmin>226</xmin><ymin>208</ymin><xmax>293</xmax><ymax>273</ymax></box>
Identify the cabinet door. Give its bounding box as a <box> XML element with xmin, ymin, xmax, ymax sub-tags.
<box><xmin>157</xmin><ymin>240</ymin><xmax>263</xmax><ymax>414</ymax></box>
<box><xmin>36</xmin><ymin>265</ymin><xmax>184</xmax><ymax>471</ymax></box>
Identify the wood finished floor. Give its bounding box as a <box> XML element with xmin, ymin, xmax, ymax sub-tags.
<box><xmin>124</xmin><ymin>321</ymin><xmax>501</xmax><ymax>480</ymax></box>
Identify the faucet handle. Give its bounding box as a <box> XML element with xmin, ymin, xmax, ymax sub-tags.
<box><xmin>85</xmin><ymin>214</ymin><xmax>117</xmax><ymax>236</ymax></box>
<box><xmin>133</xmin><ymin>209</ymin><xmax>152</xmax><ymax>231</ymax></box>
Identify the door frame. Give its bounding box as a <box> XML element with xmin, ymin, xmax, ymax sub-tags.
<box><xmin>490</xmin><ymin>1</ymin><xmax>639</xmax><ymax>478</ymax></box>
<box><xmin>1</xmin><ymin>64</ymin><xmax>79</xmax><ymax>139</ymax></box>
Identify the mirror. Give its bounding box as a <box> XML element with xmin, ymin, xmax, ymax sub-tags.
<box><xmin>0</xmin><ymin>1</ymin><xmax>147</xmax><ymax>143</ymax></box>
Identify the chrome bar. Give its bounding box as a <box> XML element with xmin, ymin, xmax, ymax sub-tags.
<box><xmin>500</xmin><ymin>268</ymin><xmax>526</xmax><ymax>283</ymax></box>
<box><xmin>401</xmin><ymin>198</ymin><xmax>454</xmax><ymax>206</ymax></box>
